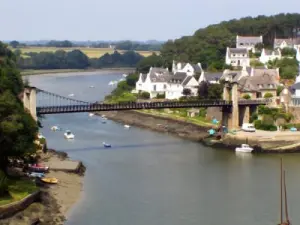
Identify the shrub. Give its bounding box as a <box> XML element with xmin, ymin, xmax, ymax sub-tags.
<box><xmin>242</xmin><ymin>94</ymin><xmax>251</xmax><ymax>99</ymax></box>
<box><xmin>250</xmin><ymin>112</ymin><xmax>258</xmax><ymax>123</ymax></box>
<box><xmin>199</xmin><ymin>108</ymin><xmax>207</xmax><ymax>117</ymax></box>
<box><xmin>264</xmin><ymin>92</ymin><xmax>273</xmax><ymax>98</ymax></box>
<box><xmin>156</xmin><ymin>93</ymin><xmax>165</xmax><ymax>99</ymax></box>
<box><xmin>254</xmin><ymin>119</ymin><xmax>277</xmax><ymax>131</ymax></box>
<box><xmin>140</xmin><ymin>91</ymin><xmax>150</xmax><ymax>99</ymax></box>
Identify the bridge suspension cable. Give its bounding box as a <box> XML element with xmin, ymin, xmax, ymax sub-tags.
<box><xmin>36</xmin><ymin>88</ymin><xmax>91</xmax><ymax>108</ymax></box>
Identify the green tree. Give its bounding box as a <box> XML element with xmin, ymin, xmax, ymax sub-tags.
<box><xmin>208</xmin><ymin>83</ymin><xmax>223</xmax><ymax>99</ymax></box>
<box><xmin>10</xmin><ymin>40</ymin><xmax>19</xmax><ymax>48</ymax></box>
<box><xmin>281</xmin><ymin>47</ymin><xmax>296</xmax><ymax>57</ymax></box>
<box><xmin>182</xmin><ymin>88</ymin><xmax>192</xmax><ymax>96</ymax></box>
<box><xmin>0</xmin><ymin>42</ymin><xmax>38</xmax><ymax>173</ymax></box>
<box><xmin>242</xmin><ymin>94</ymin><xmax>251</xmax><ymax>99</ymax></box>
<box><xmin>126</xmin><ymin>73</ymin><xmax>139</xmax><ymax>87</ymax></box>
<box><xmin>198</xmin><ymin>81</ymin><xmax>209</xmax><ymax>99</ymax></box>
<box><xmin>136</xmin><ymin>53</ymin><xmax>164</xmax><ymax>73</ymax></box>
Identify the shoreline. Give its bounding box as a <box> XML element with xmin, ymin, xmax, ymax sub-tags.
<box><xmin>0</xmin><ymin>150</ymin><xmax>85</xmax><ymax>225</ymax></box>
<box><xmin>21</xmin><ymin>67</ymin><xmax>135</xmax><ymax>76</ymax></box>
<box><xmin>99</xmin><ymin>110</ymin><xmax>300</xmax><ymax>153</ymax></box>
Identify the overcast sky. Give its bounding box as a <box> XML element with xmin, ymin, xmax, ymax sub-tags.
<box><xmin>1</xmin><ymin>0</ymin><xmax>299</xmax><ymax>41</ymax></box>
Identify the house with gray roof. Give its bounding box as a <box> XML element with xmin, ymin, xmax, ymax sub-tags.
<box><xmin>236</xmin><ymin>35</ymin><xmax>263</xmax><ymax>51</ymax></box>
<box><xmin>166</xmin><ymin>72</ymin><xmax>199</xmax><ymax>99</ymax></box>
<box><xmin>135</xmin><ymin>67</ymin><xmax>170</xmax><ymax>98</ymax></box>
<box><xmin>135</xmin><ymin>67</ymin><xmax>199</xmax><ymax>99</ymax></box>
<box><xmin>221</xmin><ymin>65</ymin><xmax>280</xmax><ymax>100</ymax></box>
<box><xmin>172</xmin><ymin>60</ymin><xmax>203</xmax><ymax>76</ymax></box>
<box><xmin>225</xmin><ymin>47</ymin><xmax>250</xmax><ymax>67</ymax></box>
<box><xmin>274</xmin><ymin>38</ymin><xmax>295</xmax><ymax>49</ymax></box>
<box><xmin>259</xmin><ymin>48</ymin><xmax>282</xmax><ymax>64</ymax></box>
<box><xmin>198</xmin><ymin>72</ymin><xmax>223</xmax><ymax>84</ymax></box>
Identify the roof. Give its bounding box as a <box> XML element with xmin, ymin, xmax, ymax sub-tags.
<box><xmin>252</xmin><ymin>68</ymin><xmax>279</xmax><ymax>77</ymax></box>
<box><xmin>291</xmin><ymin>82</ymin><xmax>300</xmax><ymax>90</ymax></box>
<box><xmin>182</xmin><ymin>76</ymin><xmax>193</xmax><ymax>86</ymax></box>
<box><xmin>228</xmin><ymin>48</ymin><xmax>248</xmax><ymax>54</ymax></box>
<box><xmin>238</xmin><ymin>73</ymin><xmax>278</xmax><ymax>92</ymax></box>
<box><xmin>168</xmin><ymin>72</ymin><xmax>188</xmax><ymax>84</ymax></box>
<box><xmin>263</xmin><ymin>49</ymin><xmax>281</xmax><ymax>56</ymax></box>
<box><xmin>205</xmin><ymin>72</ymin><xmax>223</xmax><ymax>82</ymax></box>
<box><xmin>149</xmin><ymin>67</ymin><xmax>170</xmax><ymax>83</ymax></box>
<box><xmin>191</xmin><ymin>64</ymin><xmax>202</xmax><ymax>72</ymax></box>
<box><xmin>221</xmin><ymin>69</ymin><xmax>243</xmax><ymax>82</ymax></box>
<box><xmin>274</xmin><ymin>38</ymin><xmax>294</xmax><ymax>46</ymax></box>
<box><xmin>237</xmin><ymin>36</ymin><xmax>262</xmax><ymax>43</ymax></box>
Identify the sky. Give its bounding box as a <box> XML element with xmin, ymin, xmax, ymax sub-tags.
<box><xmin>1</xmin><ymin>0</ymin><xmax>299</xmax><ymax>41</ymax></box>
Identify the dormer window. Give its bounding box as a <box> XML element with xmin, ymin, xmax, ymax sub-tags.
<box><xmin>269</xmin><ymin>84</ymin><xmax>273</xmax><ymax>88</ymax></box>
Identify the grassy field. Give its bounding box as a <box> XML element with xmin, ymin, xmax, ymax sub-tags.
<box><xmin>14</xmin><ymin>47</ymin><xmax>159</xmax><ymax>58</ymax></box>
<box><xmin>0</xmin><ymin>179</ymin><xmax>38</xmax><ymax>206</ymax></box>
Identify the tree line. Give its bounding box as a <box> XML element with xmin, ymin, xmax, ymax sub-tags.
<box><xmin>15</xmin><ymin>50</ymin><xmax>144</xmax><ymax>70</ymax></box>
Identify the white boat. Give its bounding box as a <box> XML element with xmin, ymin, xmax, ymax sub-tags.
<box><xmin>235</xmin><ymin>144</ymin><xmax>253</xmax><ymax>153</ymax></box>
<box><xmin>51</xmin><ymin>126</ymin><xmax>60</xmax><ymax>131</ymax></box>
<box><xmin>37</xmin><ymin>133</ymin><xmax>44</xmax><ymax>139</ymax></box>
<box><xmin>68</xmin><ymin>93</ymin><xmax>74</xmax><ymax>97</ymax></box>
<box><xmin>89</xmin><ymin>85</ymin><xmax>95</xmax><ymax>88</ymax></box>
<box><xmin>122</xmin><ymin>74</ymin><xmax>128</xmax><ymax>77</ymax></box>
<box><xmin>89</xmin><ymin>113</ymin><xmax>94</xmax><ymax>117</ymax></box>
<box><xmin>124</xmin><ymin>125</ymin><xmax>130</xmax><ymax>129</ymax></box>
<box><xmin>64</xmin><ymin>130</ymin><xmax>75</xmax><ymax>139</ymax></box>
<box><xmin>103</xmin><ymin>142</ymin><xmax>111</xmax><ymax>148</ymax></box>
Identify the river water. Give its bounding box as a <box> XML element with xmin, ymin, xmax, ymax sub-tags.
<box><xmin>28</xmin><ymin>72</ymin><xmax>300</xmax><ymax>225</ymax></box>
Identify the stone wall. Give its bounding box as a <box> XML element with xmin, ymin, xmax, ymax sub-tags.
<box><xmin>289</xmin><ymin>106</ymin><xmax>300</xmax><ymax>123</ymax></box>
<box><xmin>206</xmin><ymin>107</ymin><xmax>223</xmax><ymax>121</ymax></box>
<box><xmin>0</xmin><ymin>190</ymin><xmax>41</xmax><ymax>219</ymax></box>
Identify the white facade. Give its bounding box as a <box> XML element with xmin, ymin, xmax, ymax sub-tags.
<box><xmin>225</xmin><ymin>47</ymin><xmax>250</xmax><ymax>67</ymax></box>
<box><xmin>165</xmin><ymin>77</ymin><xmax>199</xmax><ymax>100</ymax></box>
<box><xmin>135</xmin><ymin>67</ymin><xmax>169</xmax><ymax>98</ymax></box>
<box><xmin>296</xmin><ymin>47</ymin><xmax>300</xmax><ymax>62</ymax></box>
<box><xmin>172</xmin><ymin>61</ymin><xmax>203</xmax><ymax>76</ymax></box>
<box><xmin>259</xmin><ymin>48</ymin><xmax>282</xmax><ymax>64</ymax></box>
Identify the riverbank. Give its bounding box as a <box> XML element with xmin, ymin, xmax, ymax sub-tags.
<box><xmin>21</xmin><ymin>68</ymin><xmax>135</xmax><ymax>76</ymax></box>
<box><xmin>100</xmin><ymin>110</ymin><xmax>300</xmax><ymax>153</ymax></box>
<box><xmin>0</xmin><ymin>150</ymin><xmax>84</xmax><ymax>225</ymax></box>
<box><xmin>99</xmin><ymin>110</ymin><xmax>214</xmax><ymax>141</ymax></box>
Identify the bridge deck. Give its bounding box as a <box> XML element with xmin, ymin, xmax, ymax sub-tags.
<box><xmin>36</xmin><ymin>100</ymin><xmax>268</xmax><ymax>114</ymax></box>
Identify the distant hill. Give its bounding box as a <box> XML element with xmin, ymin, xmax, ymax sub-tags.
<box><xmin>160</xmin><ymin>13</ymin><xmax>300</xmax><ymax>71</ymax></box>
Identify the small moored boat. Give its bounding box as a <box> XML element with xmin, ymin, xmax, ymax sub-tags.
<box><xmin>103</xmin><ymin>142</ymin><xmax>111</xmax><ymax>148</ymax></box>
<box><xmin>68</xmin><ymin>93</ymin><xmax>74</xmax><ymax>97</ymax></box>
<box><xmin>124</xmin><ymin>125</ymin><xmax>130</xmax><ymax>129</ymax></box>
<box><xmin>235</xmin><ymin>144</ymin><xmax>253</xmax><ymax>153</ymax></box>
<box><xmin>51</xmin><ymin>126</ymin><xmax>60</xmax><ymax>131</ymax></box>
<box><xmin>41</xmin><ymin>177</ymin><xmax>58</xmax><ymax>184</ymax></box>
<box><xmin>89</xmin><ymin>85</ymin><xmax>95</xmax><ymax>88</ymax></box>
<box><xmin>89</xmin><ymin>113</ymin><xmax>94</xmax><ymax>117</ymax></box>
<box><xmin>28</xmin><ymin>163</ymin><xmax>49</xmax><ymax>173</ymax></box>
<box><xmin>64</xmin><ymin>130</ymin><xmax>75</xmax><ymax>139</ymax></box>
<box><xmin>27</xmin><ymin>172</ymin><xmax>45</xmax><ymax>178</ymax></box>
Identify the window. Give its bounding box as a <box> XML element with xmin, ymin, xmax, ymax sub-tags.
<box><xmin>163</xmin><ymin>84</ymin><xmax>167</xmax><ymax>89</ymax></box>
<box><xmin>269</xmin><ymin>84</ymin><xmax>273</xmax><ymax>88</ymax></box>
<box><xmin>233</xmin><ymin>54</ymin><xmax>236</xmax><ymax>57</ymax></box>
<box><xmin>153</xmin><ymin>85</ymin><xmax>156</xmax><ymax>91</ymax></box>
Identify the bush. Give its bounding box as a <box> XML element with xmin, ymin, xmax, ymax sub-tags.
<box><xmin>199</xmin><ymin>108</ymin><xmax>207</xmax><ymax>117</ymax></box>
<box><xmin>264</xmin><ymin>92</ymin><xmax>273</xmax><ymax>98</ymax></box>
<box><xmin>156</xmin><ymin>93</ymin><xmax>165</xmax><ymax>99</ymax></box>
<box><xmin>242</xmin><ymin>94</ymin><xmax>251</xmax><ymax>99</ymax></box>
<box><xmin>140</xmin><ymin>91</ymin><xmax>150</xmax><ymax>99</ymax></box>
<box><xmin>250</xmin><ymin>112</ymin><xmax>258</xmax><ymax>123</ymax></box>
<box><xmin>0</xmin><ymin>170</ymin><xmax>8</xmax><ymax>197</ymax></box>
<box><xmin>254</xmin><ymin>119</ymin><xmax>277</xmax><ymax>131</ymax></box>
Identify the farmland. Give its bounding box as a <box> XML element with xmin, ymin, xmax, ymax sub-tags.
<box><xmin>13</xmin><ymin>46</ymin><xmax>159</xmax><ymax>58</ymax></box>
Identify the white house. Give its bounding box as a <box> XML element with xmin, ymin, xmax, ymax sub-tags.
<box><xmin>135</xmin><ymin>67</ymin><xmax>169</xmax><ymax>98</ymax></box>
<box><xmin>172</xmin><ymin>61</ymin><xmax>203</xmax><ymax>76</ymax></box>
<box><xmin>296</xmin><ymin>46</ymin><xmax>300</xmax><ymax>62</ymax></box>
<box><xmin>166</xmin><ymin>72</ymin><xmax>199</xmax><ymax>99</ymax></box>
<box><xmin>225</xmin><ymin>47</ymin><xmax>250</xmax><ymax>67</ymax></box>
<box><xmin>274</xmin><ymin>38</ymin><xmax>294</xmax><ymax>49</ymax></box>
<box><xmin>259</xmin><ymin>48</ymin><xmax>282</xmax><ymax>64</ymax></box>
<box><xmin>236</xmin><ymin>35</ymin><xmax>263</xmax><ymax>51</ymax></box>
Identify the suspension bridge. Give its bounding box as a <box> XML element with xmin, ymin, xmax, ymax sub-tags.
<box><xmin>22</xmin><ymin>85</ymin><xmax>269</xmax><ymax>129</ymax></box>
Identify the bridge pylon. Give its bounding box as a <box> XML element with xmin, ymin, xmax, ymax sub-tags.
<box><xmin>22</xmin><ymin>87</ymin><xmax>37</xmax><ymax>121</ymax></box>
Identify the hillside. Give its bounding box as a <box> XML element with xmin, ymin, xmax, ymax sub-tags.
<box><xmin>160</xmin><ymin>13</ymin><xmax>300</xmax><ymax>71</ymax></box>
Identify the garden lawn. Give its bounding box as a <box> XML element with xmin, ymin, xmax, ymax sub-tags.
<box><xmin>0</xmin><ymin>179</ymin><xmax>38</xmax><ymax>206</ymax></box>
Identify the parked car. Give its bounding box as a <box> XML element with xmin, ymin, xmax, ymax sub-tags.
<box><xmin>242</xmin><ymin>123</ymin><xmax>256</xmax><ymax>132</ymax></box>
